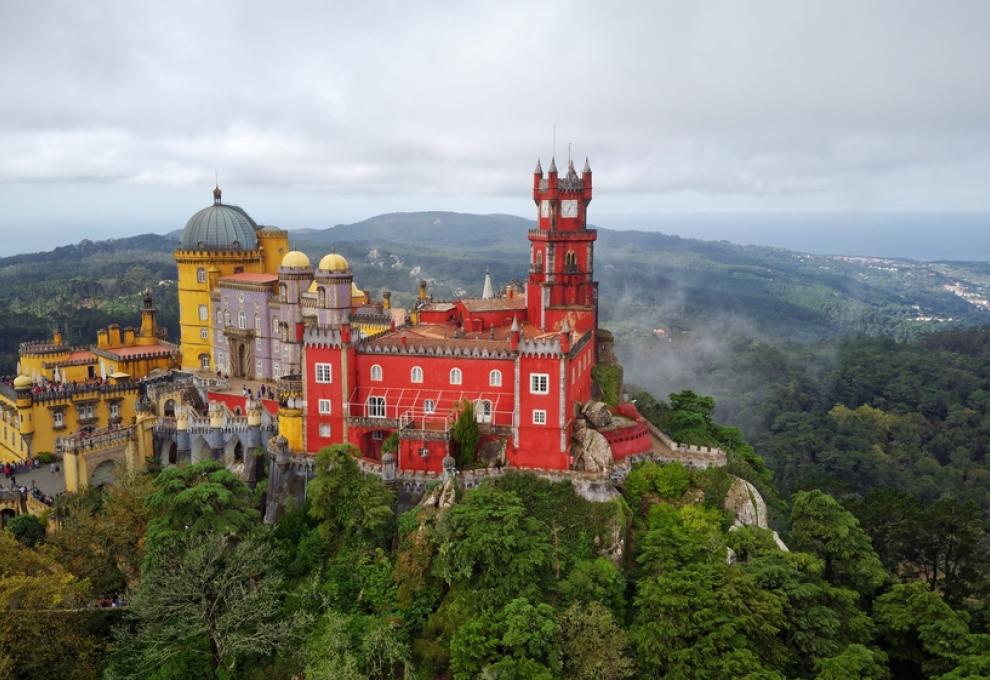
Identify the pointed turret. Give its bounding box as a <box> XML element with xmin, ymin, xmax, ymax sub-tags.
<box><xmin>567</xmin><ymin>158</ymin><xmax>577</xmax><ymax>179</ymax></box>
<box><xmin>534</xmin><ymin>158</ymin><xmax>543</xmax><ymax>176</ymax></box>
<box><xmin>583</xmin><ymin>157</ymin><xmax>591</xmax><ymax>174</ymax></box>
<box><xmin>548</xmin><ymin>157</ymin><xmax>557</xmax><ymax>175</ymax></box>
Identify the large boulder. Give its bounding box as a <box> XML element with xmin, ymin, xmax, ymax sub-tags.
<box><xmin>724</xmin><ymin>476</ymin><xmax>788</xmax><ymax>551</ymax></box>
<box><xmin>582</xmin><ymin>401</ymin><xmax>613</xmax><ymax>430</ymax></box>
<box><xmin>476</xmin><ymin>438</ymin><xmax>506</xmax><ymax>469</ymax></box>
<box><xmin>572</xmin><ymin>425</ymin><xmax>614</xmax><ymax>474</ymax></box>
<box><xmin>419</xmin><ymin>477</ymin><xmax>456</xmax><ymax>510</ymax></box>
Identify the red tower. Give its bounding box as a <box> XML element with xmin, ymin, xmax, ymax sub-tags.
<box><xmin>527</xmin><ymin>156</ymin><xmax>597</xmax><ymax>333</ymax></box>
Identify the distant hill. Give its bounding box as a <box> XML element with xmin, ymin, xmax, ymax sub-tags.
<box><xmin>4</xmin><ymin>212</ymin><xmax>990</xmax><ymax>381</ymax></box>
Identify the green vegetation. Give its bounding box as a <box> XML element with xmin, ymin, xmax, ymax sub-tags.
<box><xmin>591</xmin><ymin>363</ymin><xmax>622</xmax><ymax>406</ymax></box>
<box><xmin>450</xmin><ymin>400</ymin><xmax>479</xmax><ymax>467</ymax></box>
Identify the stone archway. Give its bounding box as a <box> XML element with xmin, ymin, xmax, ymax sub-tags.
<box><xmin>0</xmin><ymin>508</ymin><xmax>16</xmax><ymax>528</ymax></box>
<box><xmin>190</xmin><ymin>436</ymin><xmax>211</xmax><ymax>463</ymax></box>
<box><xmin>91</xmin><ymin>460</ymin><xmax>116</xmax><ymax>487</ymax></box>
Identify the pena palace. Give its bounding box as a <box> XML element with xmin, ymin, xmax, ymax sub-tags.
<box><xmin>5</xmin><ymin>156</ymin><xmax>694</xmax><ymax>502</ymax></box>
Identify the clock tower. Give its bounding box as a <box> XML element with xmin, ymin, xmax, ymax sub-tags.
<box><xmin>527</xmin><ymin>156</ymin><xmax>598</xmax><ymax>333</ymax></box>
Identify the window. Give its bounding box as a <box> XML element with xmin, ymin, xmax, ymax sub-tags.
<box><xmin>317</xmin><ymin>287</ymin><xmax>326</xmax><ymax>307</ymax></box>
<box><xmin>372</xmin><ymin>430</ymin><xmax>384</xmax><ymax>441</ymax></box>
<box><xmin>371</xmin><ymin>364</ymin><xmax>383</xmax><ymax>382</ymax></box>
<box><xmin>315</xmin><ymin>363</ymin><xmax>332</xmax><ymax>383</ymax></box>
<box><xmin>199</xmin><ymin>353</ymin><xmax>210</xmax><ymax>370</ymax></box>
<box><xmin>450</xmin><ymin>368</ymin><xmax>462</xmax><ymax>385</ymax></box>
<box><xmin>255</xmin><ymin>314</ymin><xmax>262</xmax><ymax>332</ymax></box>
<box><xmin>279</xmin><ymin>283</ymin><xmax>288</xmax><ymax>300</ymax></box>
<box><xmin>319</xmin><ymin>423</ymin><xmax>332</xmax><ymax>438</ymax></box>
<box><xmin>475</xmin><ymin>399</ymin><xmax>492</xmax><ymax>423</ymax></box>
<box><xmin>318</xmin><ymin>399</ymin><xmax>332</xmax><ymax>415</ymax></box>
<box><xmin>489</xmin><ymin>369</ymin><xmax>502</xmax><ymax>387</ymax></box>
<box><xmin>109</xmin><ymin>402</ymin><xmax>120</xmax><ymax>419</ymax></box>
<box><xmin>198</xmin><ymin>304</ymin><xmax>209</xmax><ymax>321</ymax></box>
<box><xmin>532</xmin><ymin>409</ymin><xmax>547</xmax><ymax>425</ymax></box>
<box><xmin>53</xmin><ymin>411</ymin><xmax>64</xmax><ymax>428</ymax></box>
<box><xmin>200</xmin><ymin>328</ymin><xmax>209</xmax><ymax>340</ymax></box>
<box><xmin>273</xmin><ymin>362</ymin><xmax>281</xmax><ymax>377</ymax></box>
<box><xmin>216</xmin><ymin>309</ymin><xmax>223</xmax><ymax>325</ymax></box>
<box><xmin>197</xmin><ymin>268</ymin><xmax>206</xmax><ymax>283</ymax></box>
<box><xmin>367</xmin><ymin>396</ymin><xmax>386</xmax><ymax>418</ymax></box>
<box><xmin>255</xmin><ymin>359</ymin><xmax>262</xmax><ymax>372</ymax></box>
<box><xmin>272</xmin><ymin>318</ymin><xmax>280</xmax><ymax>334</ymax></box>
<box><xmin>411</xmin><ymin>366</ymin><xmax>423</xmax><ymax>383</ymax></box>
<box><xmin>530</xmin><ymin>373</ymin><xmax>549</xmax><ymax>394</ymax></box>
<box><xmin>224</xmin><ymin>310</ymin><xmax>231</xmax><ymax>325</ymax></box>
<box><xmin>238</xmin><ymin>312</ymin><xmax>246</xmax><ymax>329</ymax></box>
<box><xmin>423</xmin><ymin>399</ymin><xmax>436</xmax><ymax>414</ymax></box>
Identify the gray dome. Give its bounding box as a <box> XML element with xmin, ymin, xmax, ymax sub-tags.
<box><xmin>180</xmin><ymin>191</ymin><xmax>258</xmax><ymax>250</ymax></box>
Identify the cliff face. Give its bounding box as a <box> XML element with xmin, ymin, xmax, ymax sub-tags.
<box><xmin>724</xmin><ymin>475</ymin><xmax>788</xmax><ymax>551</ymax></box>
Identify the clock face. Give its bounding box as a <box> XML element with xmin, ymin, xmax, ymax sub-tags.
<box><xmin>540</xmin><ymin>200</ymin><xmax>550</xmax><ymax>218</ymax></box>
<box><xmin>561</xmin><ymin>200</ymin><xmax>578</xmax><ymax>218</ymax></box>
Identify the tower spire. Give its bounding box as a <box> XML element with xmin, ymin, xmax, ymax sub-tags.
<box><xmin>548</xmin><ymin>156</ymin><xmax>557</xmax><ymax>174</ymax></box>
<box><xmin>534</xmin><ymin>158</ymin><xmax>543</xmax><ymax>175</ymax></box>
<box><xmin>213</xmin><ymin>173</ymin><xmax>221</xmax><ymax>205</ymax></box>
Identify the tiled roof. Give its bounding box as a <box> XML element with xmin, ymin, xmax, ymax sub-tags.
<box><xmin>459</xmin><ymin>297</ymin><xmax>527</xmax><ymax>312</ymax></box>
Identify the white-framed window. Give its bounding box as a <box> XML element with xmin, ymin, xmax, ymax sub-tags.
<box><xmin>318</xmin><ymin>399</ymin><xmax>332</xmax><ymax>415</ymax></box>
<box><xmin>238</xmin><ymin>312</ymin><xmax>246</xmax><ymax>329</ymax></box>
<box><xmin>450</xmin><ymin>368</ymin><xmax>462</xmax><ymax>385</ymax></box>
<box><xmin>224</xmin><ymin>310</ymin><xmax>231</xmax><ymax>325</ymax></box>
<box><xmin>272</xmin><ymin>318</ymin><xmax>280</xmax><ymax>334</ymax></box>
<box><xmin>372</xmin><ymin>430</ymin><xmax>384</xmax><ymax>441</ymax></box>
<box><xmin>200</xmin><ymin>328</ymin><xmax>209</xmax><ymax>340</ymax></box>
<box><xmin>371</xmin><ymin>364</ymin><xmax>383</xmax><ymax>382</ymax></box>
<box><xmin>198</xmin><ymin>304</ymin><xmax>209</xmax><ymax>321</ymax></box>
<box><xmin>489</xmin><ymin>369</ymin><xmax>502</xmax><ymax>387</ymax></box>
<box><xmin>255</xmin><ymin>315</ymin><xmax>262</xmax><ymax>332</ymax></box>
<box><xmin>273</xmin><ymin>362</ymin><xmax>281</xmax><ymax>377</ymax></box>
<box><xmin>530</xmin><ymin>373</ymin><xmax>549</xmax><ymax>394</ymax></box>
<box><xmin>411</xmin><ymin>366</ymin><xmax>423</xmax><ymax>383</ymax></box>
<box><xmin>532</xmin><ymin>409</ymin><xmax>547</xmax><ymax>425</ymax></box>
<box><xmin>255</xmin><ymin>359</ymin><xmax>262</xmax><ymax>372</ymax></box>
<box><xmin>197</xmin><ymin>268</ymin><xmax>206</xmax><ymax>283</ymax></box>
<box><xmin>423</xmin><ymin>399</ymin><xmax>436</xmax><ymax>414</ymax></box>
<box><xmin>109</xmin><ymin>402</ymin><xmax>120</xmax><ymax>418</ymax></box>
<box><xmin>367</xmin><ymin>396</ymin><xmax>386</xmax><ymax>418</ymax></box>
<box><xmin>199</xmin><ymin>353</ymin><xmax>210</xmax><ymax>370</ymax></box>
<box><xmin>53</xmin><ymin>411</ymin><xmax>64</xmax><ymax>428</ymax></box>
<box><xmin>475</xmin><ymin>399</ymin><xmax>492</xmax><ymax>423</ymax></box>
<box><xmin>319</xmin><ymin>423</ymin><xmax>332</xmax><ymax>438</ymax></box>
<box><xmin>315</xmin><ymin>363</ymin><xmax>332</xmax><ymax>383</ymax></box>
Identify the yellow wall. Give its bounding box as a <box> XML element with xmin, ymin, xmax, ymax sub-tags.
<box><xmin>176</xmin><ymin>249</ymin><xmax>264</xmax><ymax>371</ymax></box>
<box><xmin>257</xmin><ymin>230</ymin><xmax>290</xmax><ymax>275</ymax></box>
<box><xmin>279</xmin><ymin>407</ymin><xmax>304</xmax><ymax>453</ymax></box>
<box><xmin>0</xmin><ymin>388</ymin><xmax>139</xmax><ymax>463</ymax></box>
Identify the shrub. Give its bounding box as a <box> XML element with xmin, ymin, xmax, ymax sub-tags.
<box><xmin>591</xmin><ymin>364</ymin><xmax>622</xmax><ymax>407</ymax></box>
<box><xmin>6</xmin><ymin>513</ymin><xmax>45</xmax><ymax>546</ymax></box>
<box><xmin>35</xmin><ymin>452</ymin><xmax>56</xmax><ymax>464</ymax></box>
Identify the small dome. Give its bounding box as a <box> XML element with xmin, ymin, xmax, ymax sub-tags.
<box><xmin>318</xmin><ymin>252</ymin><xmax>350</xmax><ymax>272</ymax></box>
<box><xmin>351</xmin><ymin>282</ymin><xmax>365</xmax><ymax>298</ymax></box>
<box><xmin>180</xmin><ymin>189</ymin><xmax>258</xmax><ymax>251</ymax></box>
<box><xmin>280</xmin><ymin>250</ymin><xmax>310</xmax><ymax>268</ymax></box>
<box><xmin>13</xmin><ymin>375</ymin><xmax>32</xmax><ymax>389</ymax></box>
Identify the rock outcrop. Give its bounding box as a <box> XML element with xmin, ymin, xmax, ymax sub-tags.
<box><xmin>582</xmin><ymin>401</ymin><xmax>614</xmax><ymax>429</ymax></box>
<box><xmin>724</xmin><ymin>475</ymin><xmax>788</xmax><ymax>551</ymax></box>
<box><xmin>476</xmin><ymin>438</ymin><xmax>506</xmax><ymax>469</ymax></box>
<box><xmin>419</xmin><ymin>477</ymin><xmax>456</xmax><ymax>510</ymax></box>
<box><xmin>571</xmin><ymin>420</ymin><xmax>614</xmax><ymax>474</ymax></box>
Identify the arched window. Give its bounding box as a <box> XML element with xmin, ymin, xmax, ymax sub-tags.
<box><xmin>198</xmin><ymin>304</ymin><xmax>209</xmax><ymax>321</ymax></box>
<box><xmin>272</xmin><ymin>318</ymin><xmax>280</xmax><ymax>334</ymax></box>
<box><xmin>238</xmin><ymin>312</ymin><xmax>246</xmax><ymax>329</ymax></box>
<box><xmin>198</xmin><ymin>353</ymin><xmax>210</xmax><ymax>370</ymax></box>
<box><xmin>411</xmin><ymin>366</ymin><xmax>423</xmax><ymax>383</ymax></box>
<box><xmin>371</xmin><ymin>364</ymin><xmax>383</xmax><ymax>381</ymax></box>
<box><xmin>489</xmin><ymin>369</ymin><xmax>502</xmax><ymax>387</ymax></box>
<box><xmin>278</xmin><ymin>283</ymin><xmax>288</xmax><ymax>300</ymax></box>
<box><xmin>449</xmin><ymin>368</ymin><xmax>462</xmax><ymax>385</ymax></box>
<box><xmin>475</xmin><ymin>399</ymin><xmax>492</xmax><ymax>424</ymax></box>
<box><xmin>423</xmin><ymin>399</ymin><xmax>436</xmax><ymax>414</ymax></box>
<box><xmin>197</xmin><ymin>268</ymin><xmax>206</xmax><ymax>283</ymax></box>
<box><xmin>367</xmin><ymin>396</ymin><xmax>386</xmax><ymax>418</ymax></box>
<box><xmin>317</xmin><ymin>286</ymin><xmax>326</xmax><ymax>307</ymax></box>
<box><xmin>254</xmin><ymin>314</ymin><xmax>261</xmax><ymax>332</ymax></box>
<box><xmin>224</xmin><ymin>310</ymin><xmax>231</xmax><ymax>325</ymax></box>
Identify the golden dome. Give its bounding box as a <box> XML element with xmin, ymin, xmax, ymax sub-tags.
<box><xmin>318</xmin><ymin>252</ymin><xmax>349</xmax><ymax>272</ymax></box>
<box><xmin>280</xmin><ymin>250</ymin><xmax>310</xmax><ymax>268</ymax></box>
<box><xmin>12</xmin><ymin>375</ymin><xmax>32</xmax><ymax>389</ymax></box>
<box><xmin>351</xmin><ymin>282</ymin><xmax>365</xmax><ymax>298</ymax></box>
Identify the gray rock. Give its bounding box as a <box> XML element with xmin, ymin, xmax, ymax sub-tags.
<box><xmin>572</xmin><ymin>426</ymin><xmax>614</xmax><ymax>474</ymax></box>
<box><xmin>582</xmin><ymin>401</ymin><xmax>613</xmax><ymax>429</ymax></box>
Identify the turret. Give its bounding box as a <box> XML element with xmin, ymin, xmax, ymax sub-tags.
<box><xmin>418</xmin><ymin>279</ymin><xmax>429</xmax><ymax>301</ymax></box>
<box><xmin>533</xmin><ymin>158</ymin><xmax>543</xmax><ymax>192</ymax></box>
<box><xmin>52</xmin><ymin>328</ymin><xmax>64</xmax><ymax>346</ymax></box>
<box><xmin>382</xmin><ymin>290</ymin><xmax>392</xmax><ymax>311</ymax></box>
<box><xmin>559</xmin><ymin>318</ymin><xmax>571</xmax><ymax>353</ymax></box>
<box><xmin>137</xmin><ymin>289</ymin><xmax>158</xmax><ymax>345</ymax></box>
<box><xmin>510</xmin><ymin>316</ymin><xmax>521</xmax><ymax>352</ymax></box>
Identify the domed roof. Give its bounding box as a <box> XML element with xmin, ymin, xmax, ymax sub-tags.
<box><xmin>13</xmin><ymin>375</ymin><xmax>32</xmax><ymax>389</ymax></box>
<box><xmin>318</xmin><ymin>252</ymin><xmax>350</xmax><ymax>272</ymax></box>
<box><xmin>180</xmin><ymin>188</ymin><xmax>258</xmax><ymax>251</ymax></box>
<box><xmin>280</xmin><ymin>250</ymin><xmax>310</xmax><ymax>268</ymax></box>
<box><xmin>351</xmin><ymin>282</ymin><xmax>365</xmax><ymax>298</ymax></box>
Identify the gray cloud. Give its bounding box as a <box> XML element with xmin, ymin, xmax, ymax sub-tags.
<box><xmin>0</xmin><ymin>0</ymin><xmax>989</xmax><ymax>251</ymax></box>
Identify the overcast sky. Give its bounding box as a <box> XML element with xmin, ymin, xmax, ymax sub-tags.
<box><xmin>1</xmin><ymin>0</ymin><xmax>989</xmax><ymax>254</ymax></box>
